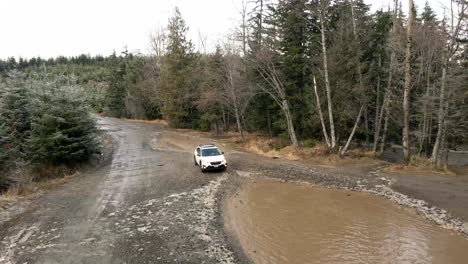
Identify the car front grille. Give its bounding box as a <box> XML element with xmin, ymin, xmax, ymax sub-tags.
<box><xmin>211</xmin><ymin>161</ymin><xmax>222</xmax><ymax>165</ymax></box>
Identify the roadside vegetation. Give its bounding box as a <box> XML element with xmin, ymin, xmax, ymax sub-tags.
<box><xmin>1</xmin><ymin>0</ymin><xmax>467</xmax><ymax>181</ymax></box>
<box><xmin>0</xmin><ymin>71</ymin><xmax>100</xmax><ymax>194</ymax></box>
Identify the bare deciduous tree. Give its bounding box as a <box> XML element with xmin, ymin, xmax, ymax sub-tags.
<box><xmin>431</xmin><ymin>0</ymin><xmax>467</xmax><ymax>165</ymax></box>
<box><xmin>402</xmin><ymin>0</ymin><xmax>414</xmax><ymax>164</ymax></box>
<box><xmin>340</xmin><ymin>0</ymin><xmax>366</xmax><ymax>156</ymax></box>
<box><xmin>252</xmin><ymin>50</ymin><xmax>299</xmax><ymax>147</ymax></box>
<box><xmin>319</xmin><ymin>0</ymin><xmax>336</xmax><ymax>149</ymax></box>
<box><xmin>150</xmin><ymin>26</ymin><xmax>167</xmax><ymax>59</ymax></box>
<box><xmin>313</xmin><ymin>75</ymin><xmax>330</xmax><ymax>147</ymax></box>
<box><xmin>218</xmin><ymin>43</ymin><xmax>254</xmax><ymax>140</ymax></box>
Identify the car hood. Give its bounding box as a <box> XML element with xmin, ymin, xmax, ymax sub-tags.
<box><xmin>202</xmin><ymin>155</ymin><xmax>226</xmax><ymax>162</ymax></box>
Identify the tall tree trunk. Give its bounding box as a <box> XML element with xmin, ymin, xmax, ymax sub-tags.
<box><xmin>374</xmin><ymin>50</ymin><xmax>395</xmax><ymax>153</ymax></box>
<box><xmin>227</xmin><ymin>110</ymin><xmax>230</xmax><ymax>131</ymax></box>
<box><xmin>373</xmin><ymin>55</ymin><xmax>382</xmax><ymax>151</ymax></box>
<box><xmin>232</xmin><ymin>93</ymin><xmax>244</xmax><ymax>141</ymax></box>
<box><xmin>313</xmin><ymin>75</ymin><xmax>330</xmax><ymax>147</ymax></box>
<box><xmin>431</xmin><ymin>63</ymin><xmax>447</xmax><ymax>164</ymax></box>
<box><xmin>443</xmin><ymin>122</ymin><xmax>449</xmax><ymax>170</ymax></box>
<box><xmin>282</xmin><ymin>99</ymin><xmax>298</xmax><ymax>147</ymax></box>
<box><xmin>242</xmin><ymin>114</ymin><xmax>248</xmax><ymax>134</ymax></box>
<box><xmin>431</xmin><ymin>0</ymin><xmax>467</xmax><ymax>166</ymax></box>
<box><xmin>418</xmin><ymin>63</ymin><xmax>432</xmax><ymax>156</ymax></box>
<box><xmin>347</xmin><ymin>0</ymin><xmax>366</xmax><ymax>151</ymax></box>
<box><xmin>379</xmin><ymin>92</ymin><xmax>391</xmax><ymax>155</ymax></box>
<box><xmin>442</xmin><ymin>86</ymin><xmax>451</xmax><ymax>168</ymax></box>
<box><xmin>319</xmin><ymin>4</ymin><xmax>336</xmax><ymax>149</ymax></box>
<box><xmin>374</xmin><ymin>92</ymin><xmax>388</xmax><ymax>152</ymax></box>
<box><xmin>426</xmin><ymin>85</ymin><xmax>434</xmax><ymax>155</ymax></box>
<box><xmin>266</xmin><ymin>107</ymin><xmax>272</xmax><ymax>137</ymax></box>
<box><xmin>234</xmin><ymin>109</ymin><xmax>244</xmax><ymax>141</ymax></box>
<box><xmin>349</xmin><ymin>0</ymin><xmax>364</xmax><ymax>91</ymax></box>
<box><xmin>364</xmin><ymin>107</ymin><xmax>370</xmax><ymax>148</ymax></box>
<box><xmin>402</xmin><ymin>0</ymin><xmax>414</xmax><ymax>164</ymax></box>
<box><xmin>221</xmin><ymin>105</ymin><xmax>227</xmax><ymax>132</ymax></box>
<box><xmin>441</xmin><ymin>120</ymin><xmax>449</xmax><ymax>169</ymax></box>
<box><xmin>378</xmin><ymin>0</ymin><xmax>398</xmax><ymax>155</ymax></box>
<box><xmin>340</xmin><ymin>104</ymin><xmax>365</xmax><ymax>156</ymax></box>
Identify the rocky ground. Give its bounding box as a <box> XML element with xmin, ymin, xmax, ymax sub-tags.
<box><xmin>0</xmin><ymin>117</ymin><xmax>467</xmax><ymax>264</ymax></box>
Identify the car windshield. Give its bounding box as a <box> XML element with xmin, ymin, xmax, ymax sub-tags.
<box><xmin>202</xmin><ymin>148</ymin><xmax>222</xmax><ymax>157</ymax></box>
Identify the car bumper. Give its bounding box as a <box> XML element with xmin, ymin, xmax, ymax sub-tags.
<box><xmin>203</xmin><ymin>164</ymin><xmax>227</xmax><ymax>170</ymax></box>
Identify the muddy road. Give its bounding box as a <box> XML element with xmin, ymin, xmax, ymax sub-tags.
<box><xmin>1</xmin><ymin>118</ymin><xmax>467</xmax><ymax>264</ymax></box>
<box><xmin>0</xmin><ymin>118</ymin><xmax>235</xmax><ymax>264</ymax></box>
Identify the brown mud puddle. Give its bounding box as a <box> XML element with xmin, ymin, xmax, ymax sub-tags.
<box><xmin>224</xmin><ymin>179</ymin><xmax>468</xmax><ymax>264</ymax></box>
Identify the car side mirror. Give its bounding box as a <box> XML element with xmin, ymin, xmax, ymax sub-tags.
<box><xmin>222</xmin><ymin>151</ymin><xmax>225</xmax><ymax>154</ymax></box>
<box><xmin>197</xmin><ymin>154</ymin><xmax>200</xmax><ymax>157</ymax></box>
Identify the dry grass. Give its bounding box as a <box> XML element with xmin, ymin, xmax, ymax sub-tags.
<box><xmin>0</xmin><ymin>174</ymin><xmax>75</xmax><ymax>210</ymax></box>
<box><xmin>0</xmin><ymin>178</ymin><xmax>36</xmax><ymax>209</ymax></box>
<box><xmin>0</xmin><ymin>196</ymin><xmax>16</xmax><ymax>209</ymax></box>
<box><xmin>383</xmin><ymin>156</ymin><xmax>456</xmax><ymax>176</ymax></box>
<box><xmin>0</xmin><ymin>165</ymin><xmax>78</xmax><ymax>211</ymax></box>
<box><xmin>222</xmin><ymin>135</ymin><xmax>375</xmax><ymax>165</ymax></box>
<box><xmin>347</xmin><ymin>149</ymin><xmax>380</xmax><ymax>159</ymax></box>
<box><xmin>125</xmin><ymin>119</ymin><xmax>168</xmax><ymax>126</ymax></box>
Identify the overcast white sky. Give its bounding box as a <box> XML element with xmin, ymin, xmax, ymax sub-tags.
<box><xmin>0</xmin><ymin>0</ymin><xmax>448</xmax><ymax>59</ymax></box>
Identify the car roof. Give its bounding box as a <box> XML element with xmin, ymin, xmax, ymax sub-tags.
<box><xmin>198</xmin><ymin>144</ymin><xmax>217</xmax><ymax>149</ymax></box>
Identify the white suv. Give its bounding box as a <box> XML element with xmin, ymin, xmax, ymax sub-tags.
<box><xmin>194</xmin><ymin>144</ymin><xmax>227</xmax><ymax>172</ymax></box>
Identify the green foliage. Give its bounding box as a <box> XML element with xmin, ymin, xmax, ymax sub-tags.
<box><xmin>159</xmin><ymin>8</ymin><xmax>200</xmax><ymax>128</ymax></box>
<box><xmin>0</xmin><ymin>71</ymin><xmax>100</xmax><ymax>169</ymax></box>
<box><xmin>199</xmin><ymin>113</ymin><xmax>218</xmax><ymax>131</ymax></box>
<box><xmin>0</xmin><ymin>71</ymin><xmax>31</xmax><ymax>161</ymax></box>
<box><xmin>29</xmin><ymin>85</ymin><xmax>100</xmax><ymax>165</ymax></box>
<box><xmin>1</xmin><ymin>0</ymin><xmax>465</xmax><ymax>157</ymax></box>
<box><xmin>0</xmin><ymin>123</ymin><xmax>7</xmax><ymax>164</ymax></box>
<box><xmin>102</xmin><ymin>53</ymin><xmax>161</xmax><ymax>120</ymax></box>
<box><xmin>302</xmin><ymin>139</ymin><xmax>319</xmax><ymax>148</ymax></box>
<box><xmin>264</xmin><ymin>0</ymin><xmax>318</xmax><ymax>138</ymax></box>
<box><xmin>105</xmin><ymin>53</ymin><xmax>127</xmax><ymax>118</ymax></box>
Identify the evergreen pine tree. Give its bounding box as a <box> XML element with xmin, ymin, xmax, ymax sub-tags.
<box><xmin>0</xmin><ymin>123</ymin><xmax>7</xmax><ymax>164</ymax></box>
<box><xmin>29</xmin><ymin>85</ymin><xmax>100</xmax><ymax>165</ymax></box>
<box><xmin>264</xmin><ymin>0</ymin><xmax>318</xmax><ymax>138</ymax></box>
<box><xmin>105</xmin><ymin>52</ymin><xmax>127</xmax><ymax>118</ymax></box>
<box><xmin>159</xmin><ymin>7</ymin><xmax>198</xmax><ymax>128</ymax></box>
<box><xmin>421</xmin><ymin>1</ymin><xmax>436</xmax><ymax>23</ymax></box>
<box><xmin>0</xmin><ymin>71</ymin><xmax>31</xmax><ymax>161</ymax></box>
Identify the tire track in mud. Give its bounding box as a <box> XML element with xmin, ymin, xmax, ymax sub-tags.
<box><xmin>109</xmin><ymin>175</ymin><xmax>235</xmax><ymax>263</ymax></box>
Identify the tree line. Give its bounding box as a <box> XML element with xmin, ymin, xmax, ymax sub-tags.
<box><xmin>1</xmin><ymin>0</ymin><xmax>467</xmax><ymax>170</ymax></box>
<box><xmin>0</xmin><ymin>54</ymin><xmax>109</xmax><ymax>72</ymax></box>
<box><xmin>140</xmin><ymin>0</ymin><xmax>467</xmax><ymax>167</ymax></box>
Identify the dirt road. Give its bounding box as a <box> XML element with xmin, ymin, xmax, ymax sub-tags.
<box><xmin>1</xmin><ymin>118</ymin><xmax>467</xmax><ymax>264</ymax></box>
<box><xmin>0</xmin><ymin>118</ymin><xmax>236</xmax><ymax>264</ymax></box>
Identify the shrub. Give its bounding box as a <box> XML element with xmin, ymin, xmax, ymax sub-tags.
<box><xmin>29</xmin><ymin>85</ymin><xmax>100</xmax><ymax>165</ymax></box>
<box><xmin>302</xmin><ymin>139</ymin><xmax>319</xmax><ymax>148</ymax></box>
<box><xmin>0</xmin><ymin>71</ymin><xmax>31</xmax><ymax>161</ymax></box>
<box><xmin>0</xmin><ymin>123</ymin><xmax>7</xmax><ymax>166</ymax></box>
<box><xmin>199</xmin><ymin>113</ymin><xmax>218</xmax><ymax>131</ymax></box>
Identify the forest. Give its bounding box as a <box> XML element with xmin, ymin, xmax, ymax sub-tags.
<box><xmin>1</xmin><ymin>0</ymin><xmax>467</xmax><ymax>187</ymax></box>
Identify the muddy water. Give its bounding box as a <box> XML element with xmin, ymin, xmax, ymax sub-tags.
<box><xmin>224</xmin><ymin>179</ymin><xmax>468</xmax><ymax>264</ymax></box>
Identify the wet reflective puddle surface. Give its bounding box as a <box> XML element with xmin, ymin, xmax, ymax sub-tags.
<box><xmin>224</xmin><ymin>179</ymin><xmax>468</xmax><ymax>264</ymax></box>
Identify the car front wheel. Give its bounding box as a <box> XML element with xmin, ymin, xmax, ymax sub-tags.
<box><xmin>200</xmin><ymin>162</ymin><xmax>206</xmax><ymax>173</ymax></box>
<box><xmin>194</xmin><ymin>156</ymin><xmax>198</xmax><ymax>166</ymax></box>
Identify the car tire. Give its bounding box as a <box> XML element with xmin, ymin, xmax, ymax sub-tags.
<box><xmin>194</xmin><ymin>156</ymin><xmax>197</xmax><ymax>166</ymax></box>
<box><xmin>200</xmin><ymin>162</ymin><xmax>206</xmax><ymax>173</ymax></box>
